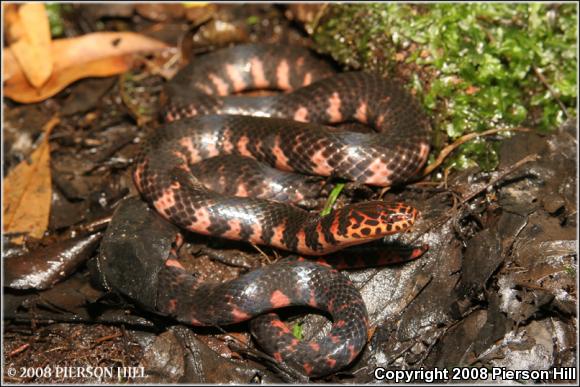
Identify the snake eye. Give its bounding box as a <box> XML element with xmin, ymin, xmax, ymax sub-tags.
<box><xmin>379</xmin><ymin>203</ymin><xmax>418</xmax><ymax>232</ymax></box>
<box><xmin>335</xmin><ymin>201</ymin><xmax>419</xmax><ymax>246</ymax></box>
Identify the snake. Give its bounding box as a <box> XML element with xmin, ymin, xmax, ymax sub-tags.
<box><xmin>131</xmin><ymin>43</ymin><xmax>431</xmax><ymax>377</ymax></box>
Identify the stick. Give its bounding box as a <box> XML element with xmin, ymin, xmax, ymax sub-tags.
<box><xmin>422</xmin><ymin>127</ymin><xmax>531</xmax><ymax>177</ymax></box>
<box><xmin>533</xmin><ymin>65</ymin><xmax>569</xmax><ymax>120</ymax></box>
<box><xmin>459</xmin><ymin>153</ymin><xmax>539</xmax><ymax>205</ymax></box>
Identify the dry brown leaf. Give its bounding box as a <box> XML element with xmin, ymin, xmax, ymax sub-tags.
<box><xmin>5</xmin><ymin>54</ymin><xmax>133</xmax><ymax>103</ymax></box>
<box><xmin>3</xmin><ymin>117</ymin><xmax>60</xmax><ymax>242</ymax></box>
<box><xmin>10</xmin><ymin>39</ymin><xmax>53</xmax><ymax>89</ymax></box>
<box><xmin>4</xmin><ymin>32</ymin><xmax>169</xmax><ymax>103</ymax></box>
<box><xmin>182</xmin><ymin>2</ymin><xmax>210</xmax><ymax>8</ymax></box>
<box><xmin>135</xmin><ymin>3</ymin><xmax>185</xmax><ymax>21</ymax></box>
<box><xmin>9</xmin><ymin>3</ymin><xmax>53</xmax><ymax>88</ymax></box>
<box><xmin>18</xmin><ymin>4</ymin><xmax>52</xmax><ymax>47</ymax></box>
<box><xmin>3</xmin><ymin>4</ymin><xmax>24</xmax><ymax>42</ymax></box>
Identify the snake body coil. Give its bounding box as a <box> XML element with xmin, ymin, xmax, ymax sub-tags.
<box><xmin>132</xmin><ymin>44</ymin><xmax>431</xmax><ymax>377</ymax></box>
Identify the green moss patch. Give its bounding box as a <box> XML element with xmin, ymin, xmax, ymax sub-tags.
<box><xmin>313</xmin><ymin>3</ymin><xmax>577</xmax><ymax>171</ymax></box>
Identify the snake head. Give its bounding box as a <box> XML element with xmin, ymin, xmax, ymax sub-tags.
<box><xmin>337</xmin><ymin>201</ymin><xmax>419</xmax><ymax>242</ymax></box>
<box><xmin>378</xmin><ymin>202</ymin><xmax>419</xmax><ymax>233</ymax></box>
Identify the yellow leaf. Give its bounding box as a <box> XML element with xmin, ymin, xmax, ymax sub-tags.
<box><xmin>10</xmin><ymin>3</ymin><xmax>53</xmax><ymax>88</ymax></box>
<box><xmin>3</xmin><ymin>4</ymin><xmax>24</xmax><ymax>42</ymax></box>
<box><xmin>183</xmin><ymin>2</ymin><xmax>209</xmax><ymax>8</ymax></box>
<box><xmin>3</xmin><ymin>32</ymin><xmax>169</xmax><ymax>103</ymax></box>
<box><xmin>4</xmin><ymin>54</ymin><xmax>134</xmax><ymax>103</ymax></box>
<box><xmin>3</xmin><ymin>117</ymin><xmax>60</xmax><ymax>242</ymax></box>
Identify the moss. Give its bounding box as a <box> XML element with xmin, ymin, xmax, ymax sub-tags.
<box><xmin>564</xmin><ymin>265</ymin><xmax>576</xmax><ymax>278</ymax></box>
<box><xmin>313</xmin><ymin>3</ymin><xmax>577</xmax><ymax>172</ymax></box>
<box><xmin>45</xmin><ymin>3</ymin><xmax>66</xmax><ymax>37</ymax></box>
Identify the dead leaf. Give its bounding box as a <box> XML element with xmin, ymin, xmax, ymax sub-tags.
<box><xmin>182</xmin><ymin>2</ymin><xmax>210</xmax><ymax>8</ymax></box>
<box><xmin>3</xmin><ymin>4</ymin><xmax>24</xmax><ymax>42</ymax></box>
<box><xmin>135</xmin><ymin>3</ymin><xmax>185</xmax><ymax>21</ymax></box>
<box><xmin>3</xmin><ymin>117</ymin><xmax>60</xmax><ymax>242</ymax></box>
<box><xmin>9</xmin><ymin>3</ymin><xmax>53</xmax><ymax>88</ymax></box>
<box><xmin>5</xmin><ymin>53</ymin><xmax>133</xmax><ymax>103</ymax></box>
<box><xmin>183</xmin><ymin>3</ymin><xmax>215</xmax><ymax>23</ymax></box>
<box><xmin>4</xmin><ymin>32</ymin><xmax>169</xmax><ymax>103</ymax></box>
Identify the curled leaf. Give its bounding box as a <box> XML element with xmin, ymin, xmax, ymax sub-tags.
<box><xmin>3</xmin><ymin>32</ymin><xmax>169</xmax><ymax>103</ymax></box>
<box><xmin>9</xmin><ymin>3</ymin><xmax>53</xmax><ymax>88</ymax></box>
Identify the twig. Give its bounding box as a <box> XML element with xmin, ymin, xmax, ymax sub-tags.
<box><xmin>66</xmin><ymin>214</ymin><xmax>112</xmax><ymax>238</ymax></box>
<box><xmin>533</xmin><ymin>65</ymin><xmax>569</xmax><ymax>120</ymax></box>
<box><xmin>94</xmin><ymin>332</ymin><xmax>123</xmax><ymax>345</ymax></box>
<box><xmin>422</xmin><ymin>127</ymin><xmax>531</xmax><ymax>177</ymax></box>
<box><xmin>459</xmin><ymin>153</ymin><xmax>540</xmax><ymax>205</ymax></box>
<box><xmin>8</xmin><ymin>343</ymin><xmax>30</xmax><ymax>357</ymax></box>
<box><xmin>250</xmin><ymin>243</ymin><xmax>272</xmax><ymax>263</ymax></box>
<box><xmin>415</xmin><ymin>153</ymin><xmax>539</xmax><ymax>240</ymax></box>
<box><xmin>309</xmin><ymin>3</ymin><xmax>330</xmax><ymax>35</ymax></box>
<box><xmin>224</xmin><ymin>334</ymin><xmax>309</xmax><ymax>383</ymax></box>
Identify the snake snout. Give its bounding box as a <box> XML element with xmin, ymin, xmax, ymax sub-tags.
<box><xmin>379</xmin><ymin>203</ymin><xmax>419</xmax><ymax>233</ymax></box>
<box><xmin>341</xmin><ymin>201</ymin><xmax>419</xmax><ymax>241</ymax></box>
